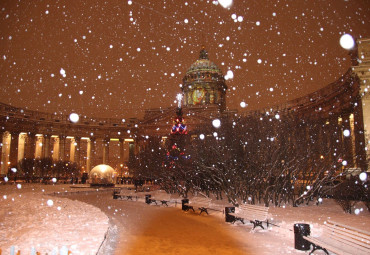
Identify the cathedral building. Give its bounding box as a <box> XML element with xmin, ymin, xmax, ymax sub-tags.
<box><xmin>0</xmin><ymin>42</ymin><xmax>369</xmax><ymax>177</ymax></box>
<box><xmin>140</xmin><ymin>46</ymin><xmax>234</xmax><ymax>137</ymax></box>
<box><xmin>182</xmin><ymin>46</ymin><xmax>227</xmax><ymax>112</ymax></box>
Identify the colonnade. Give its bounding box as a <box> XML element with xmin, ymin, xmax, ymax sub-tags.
<box><xmin>0</xmin><ymin>131</ymin><xmax>135</xmax><ymax>175</ymax></box>
<box><xmin>353</xmin><ymin>38</ymin><xmax>370</xmax><ymax>171</ymax></box>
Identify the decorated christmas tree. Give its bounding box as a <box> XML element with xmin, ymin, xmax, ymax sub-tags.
<box><xmin>166</xmin><ymin>94</ymin><xmax>190</xmax><ymax>168</ymax></box>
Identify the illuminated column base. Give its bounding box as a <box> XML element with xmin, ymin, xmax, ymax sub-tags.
<box><xmin>1</xmin><ymin>132</ymin><xmax>11</xmax><ymax>175</ymax></box>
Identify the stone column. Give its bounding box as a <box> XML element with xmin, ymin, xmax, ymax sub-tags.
<box><xmin>18</xmin><ymin>133</ymin><xmax>26</xmax><ymax>162</ymax></box>
<box><xmin>336</xmin><ymin>116</ymin><xmax>344</xmax><ymax>164</ymax></box>
<box><xmin>129</xmin><ymin>142</ymin><xmax>135</xmax><ymax>162</ymax></box>
<box><xmin>43</xmin><ymin>134</ymin><xmax>51</xmax><ymax>158</ymax></box>
<box><xmin>35</xmin><ymin>135</ymin><xmax>43</xmax><ymax>159</ymax></box>
<box><xmin>0</xmin><ymin>132</ymin><xmax>3</xmax><ymax>172</ymax></box>
<box><xmin>352</xmin><ymin>38</ymin><xmax>370</xmax><ymax>171</ymax></box>
<box><xmin>26</xmin><ymin>133</ymin><xmax>36</xmax><ymax>160</ymax></box>
<box><xmin>353</xmin><ymin>99</ymin><xmax>367</xmax><ymax>170</ymax></box>
<box><xmin>1</xmin><ymin>132</ymin><xmax>10</xmax><ymax>175</ymax></box>
<box><xmin>9</xmin><ymin>132</ymin><xmax>19</xmax><ymax>167</ymax></box>
<box><xmin>59</xmin><ymin>135</ymin><xmax>66</xmax><ymax>161</ymax></box>
<box><xmin>90</xmin><ymin>137</ymin><xmax>96</xmax><ymax>169</ymax></box>
<box><xmin>361</xmin><ymin>93</ymin><xmax>370</xmax><ymax>171</ymax></box>
<box><xmin>52</xmin><ymin>136</ymin><xmax>59</xmax><ymax>161</ymax></box>
<box><xmin>75</xmin><ymin>137</ymin><xmax>81</xmax><ymax>165</ymax></box>
<box><xmin>103</xmin><ymin>137</ymin><xmax>110</xmax><ymax>165</ymax></box>
<box><xmin>342</xmin><ymin>114</ymin><xmax>354</xmax><ymax>167</ymax></box>
<box><xmin>325</xmin><ymin>118</ymin><xmax>334</xmax><ymax>164</ymax></box>
<box><xmin>86</xmin><ymin>138</ymin><xmax>92</xmax><ymax>172</ymax></box>
<box><xmin>70</xmin><ymin>137</ymin><xmax>76</xmax><ymax>162</ymax></box>
<box><xmin>119</xmin><ymin>138</ymin><xmax>125</xmax><ymax>167</ymax></box>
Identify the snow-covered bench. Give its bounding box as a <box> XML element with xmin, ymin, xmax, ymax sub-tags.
<box><xmin>113</xmin><ymin>189</ymin><xmax>138</xmax><ymax>200</ymax></box>
<box><xmin>148</xmin><ymin>191</ymin><xmax>172</xmax><ymax>206</ymax></box>
<box><xmin>229</xmin><ymin>204</ymin><xmax>269</xmax><ymax>230</ymax></box>
<box><xmin>303</xmin><ymin>220</ymin><xmax>370</xmax><ymax>255</ymax></box>
<box><xmin>185</xmin><ymin>197</ymin><xmax>212</xmax><ymax>215</ymax></box>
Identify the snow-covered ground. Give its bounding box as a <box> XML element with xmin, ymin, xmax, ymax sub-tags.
<box><xmin>0</xmin><ymin>184</ymin><xmax>110</xmax><ymax>255</ymax></box>
<box><xmin>0</xmin><ymin>183</ymin><xmax>369</xmax><ymax>255</ymax></box>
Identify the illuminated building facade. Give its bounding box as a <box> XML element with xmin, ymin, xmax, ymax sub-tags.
<box><xmin>0</xmin><ymin>43</ymin><xmax>369</xmax><ymax>176</ymax></box>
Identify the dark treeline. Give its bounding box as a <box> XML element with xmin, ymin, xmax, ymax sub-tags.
<box><xmin>8</xmin><ymin>158</ymin><xmax>80</xmax><ymax>182</ymax></box>
<box><xmin>133</xmin><ymin>110</ymin><xmax>368</xmax><ymax>209</ymax></box>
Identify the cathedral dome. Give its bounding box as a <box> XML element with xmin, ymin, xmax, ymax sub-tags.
<box><xmin>182</xmin><ymin>47</ymin><xmax>227</xmax><ymax>112</ymax></box>
<box><xmin>186</xmin><ymin>48</ymin><xmax>224</xmax><ymax>76</ymax></box>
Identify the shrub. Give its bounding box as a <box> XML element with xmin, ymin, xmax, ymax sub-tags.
<box><xmin>333</xmin><ymin>176</ymin><xmax>367</xmax><ymax>214</ymax></box>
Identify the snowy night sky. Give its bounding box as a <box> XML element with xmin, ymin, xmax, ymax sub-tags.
<box><xmin>0</xmin><ymin>0</ymin><xmax>369</xmax><ymax>119</ymax></box>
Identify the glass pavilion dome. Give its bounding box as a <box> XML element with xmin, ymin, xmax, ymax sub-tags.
<box><xmin>89</xmin><ymin>164</ymin><xmax>116</xmax><ymax>187</ymax></box>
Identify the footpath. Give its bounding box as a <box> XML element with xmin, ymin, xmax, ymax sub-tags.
<box><xmin>68</xmin><ymin>191</ymin><xmax>305</xmax><ymax>255</ymax></box>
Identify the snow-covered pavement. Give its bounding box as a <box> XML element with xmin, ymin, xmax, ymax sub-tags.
<box><xmin>0</xmin><ymin>184</ymin><xmax>109</xmax><ymax>255</ymax></box>
<box><xmin>1</xmin><ymin>183</ymin><xmax>369</xmax><ymax>254</ymax></box>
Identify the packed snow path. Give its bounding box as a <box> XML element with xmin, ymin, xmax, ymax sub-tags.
<box><xmin>67</xmin><ymin>191</ymin><xmax>322</xmax><ymax>255</ymax></box>
<box><xmin>68</xmin><ymin>192</ymin><xmax>254</xmax><ymax>255</ymax></box>
<box><xmin>2</xmin><ymin>184</ymin><xmax>369</xmax><ymax>254</ymax></box>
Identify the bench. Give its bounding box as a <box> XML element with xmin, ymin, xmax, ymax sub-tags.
<box><xmin>148</xmin><ymin>191</ymin><xmax>172</xmax><ymax>206</ymax></box>
<box><xmin>184</xmin><ymin>197</ymin><xmax>212</xmax><ymax>215</ymax></box>
<box><xmin>228</xmin><ymin>204</ymin><xmax>269</xmax><ymax>230</ymax></box>
<box><xmin>303</xmin><ymin>220</ymin><xmax>370</xmax><ymax>255</ymax></box>
<box><xmin>113</xmin><ymin>189</ymin><xmax>137</xmax><ymax>200</ymax></box>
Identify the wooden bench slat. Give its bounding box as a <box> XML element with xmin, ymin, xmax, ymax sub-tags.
<box><xmin>324</xmin><ymin>223</ymin><xmax>370</xmax><ymax>247</ymax></box>
<box><xmin>235</xmin><ymin>208</ymin><xmax>268</xmax><ymax>221</ymax></box>
<box><xmin>306</xmin><ymin>235</ymin><xmax>368</xmax><ymax>255</ymax></box>
<box><xmin>185</xmin><ymin>197</ymin><xmax>213</xmax><ymax>215</ymax></box>
<box><xmin>304</xmin><ymin>221</ymin><xmax>370</xmax><ymax>255</ymax></box>
<box><xmin>190</xmin><ymin>197</ymin><xmax>212</xmax><ymax>205</ymax></box>
<box><xmin>321</xmin><ymin>234</ymin><xmax>370</xmax><ymax>254</ymax></box>
<box><xmin>229</xmin><ymin>204</ymin><xmax>269</xmax><ymax>230</ymax></box>
<box><xmin>323</xmin><ymin>226</ymin><xmax>370</xmax><ymax>251</ymax></box>
<box><xmin>325</xmin><ymin>222</ymin><xmax>370</xmax><ymax>244</ymax></box>
<box><xmin>242</xmin><ymin>209</ymin><xmax>269</xmax><ymax>214</ymax></box>
<box><xmin>303</xmin><ymin>236</ymin><xmax>354</xmax><ymax>255</ymax></box>
<box><xmin>239</xmin><ymin>204</ymin><xmax>268</xmax><ymax>211</ymax></box>
<box><xmin>328</xmin><ymin>220</ymin><xmax>370</xmax><ymax>236</ymax></box>
<box><xmin>242</xmin><ymin>209</ymin><xmax>268</xmax><ymax>215</ymax></box>
<box><xmin>324</xmin><ymin>227</ymin><xmax>370</xmax><ymax>249</ymax></box>
<box><xmin>148</xmin><ymin>191</ymin><xmax>172</xmax><ymax>206</ymax></box>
